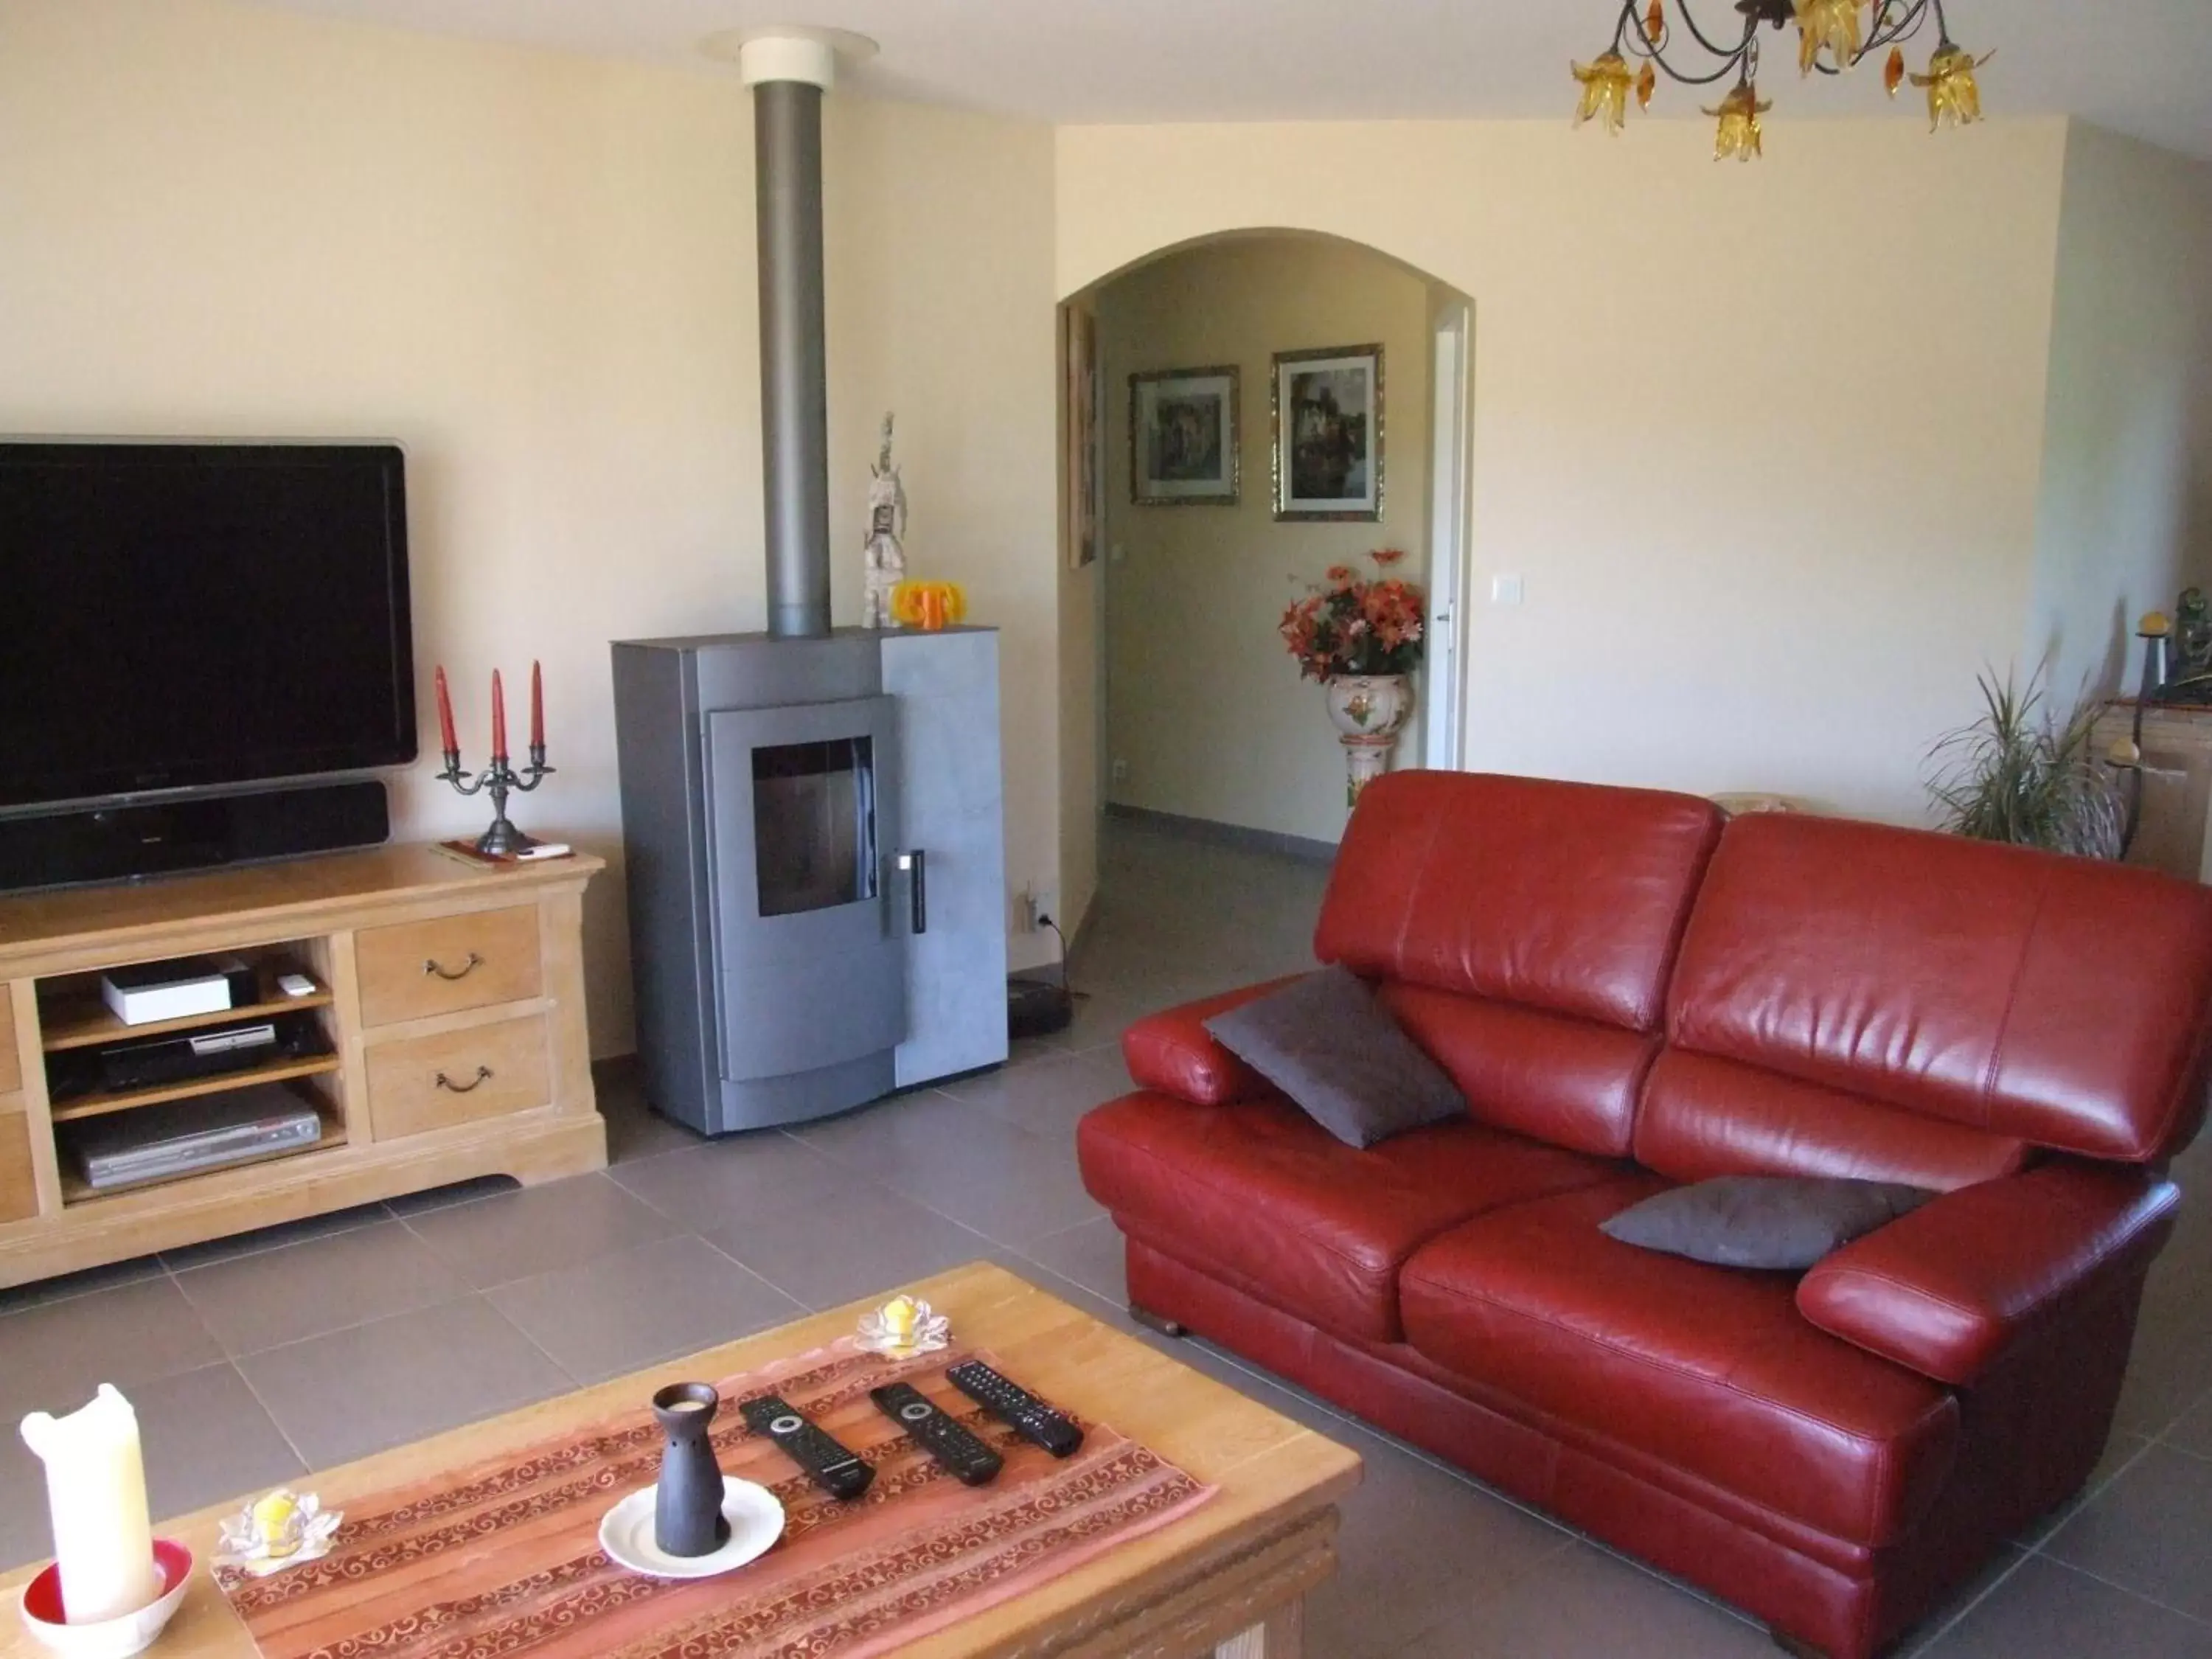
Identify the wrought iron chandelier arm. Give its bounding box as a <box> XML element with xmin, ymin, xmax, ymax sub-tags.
<box><xmin>1615</xmin><ymin>0</ymin><xmax>1761</xmax><ymax>87</ymax></box>
<box><xmin>1666</xmin><ymin>0</ymin><xmax>1759</xmax><ymax>60</ymax></box>
<box><xmin>1863</xmin><ymin>0</ymin><xmax>1937</xmax><ymax>54</ymax></box>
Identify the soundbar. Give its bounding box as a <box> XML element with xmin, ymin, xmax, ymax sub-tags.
<box><xmin>0</xmin><ymin>780</ymin><xmax>389</xmax><ymax>893</ymax></box>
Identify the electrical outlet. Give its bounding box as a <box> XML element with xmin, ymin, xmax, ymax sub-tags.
<box><xmin>1023</xmin><ymin>886</ymin><xmax>1059</xmax><ymax>932</ymax></box>
<box><xmin>1110</xmin><ymin>758</ymin><xmax>1130</xmax><ymax>785</ymax></box>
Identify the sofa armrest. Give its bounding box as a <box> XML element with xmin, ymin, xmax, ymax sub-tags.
<box><xmin>1121</xmin><ymin>976</ymin><xmax>1305</xmax><ymax>1106</ymax></box>
<box><xmin>1797</xmin><ymin>1164</ymin><xmax>2180</xmax><ymax>1387</ymax></box>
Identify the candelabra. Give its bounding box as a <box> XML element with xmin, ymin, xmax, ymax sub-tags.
<box><xmin>437</xmin><ymin>740</ymin><xmax>554</xmax><ymax>858</ymax></box>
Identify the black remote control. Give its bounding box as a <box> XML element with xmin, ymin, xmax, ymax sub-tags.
<box><xmin>947</xmin><ymin>1360</ymin><xmax>1085</xmax><ymax>1458</ymax></box>
<box><xmin>869</xmin><ymin>1382</ymin><xmax>1004</xmax><ymax>1486</ymax></box>
<box><xmin>738</xmin><ymin>1393</ymin><xmax>874</xmax><ymax>1500</ymax></box>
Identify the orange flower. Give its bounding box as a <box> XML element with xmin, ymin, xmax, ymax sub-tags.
<box><xmin>1325</xmin><ymin>564</ymin><xmax>1356</xmax><ymax>585</ymax></box>
<box><xmin>1370</xmin><ymin>548</ymin><xmax>1408</xmax><ymax>567</ymax></box>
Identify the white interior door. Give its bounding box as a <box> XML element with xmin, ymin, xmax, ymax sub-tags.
<box><xmin>1425</xmin><ymin>298</ymin><xmax>1472</xmax><ymax>771</ymax></box>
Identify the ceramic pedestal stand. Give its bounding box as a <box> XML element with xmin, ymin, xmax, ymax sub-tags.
<box><xmin>1326</xmin><ymin>674</ymin><xmax>1413</xmax><ymax>807</ymax></box>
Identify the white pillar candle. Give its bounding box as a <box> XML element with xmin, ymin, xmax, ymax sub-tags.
<box><xmin>19</xmin><ymin>1384</ymin><xmax>160</xmax><ymax>1624</ymax></box>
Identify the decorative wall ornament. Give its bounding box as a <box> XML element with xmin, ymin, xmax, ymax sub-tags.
<box><xmin>862</xmin><ymin>413</ymin><xmax>907</xmax><ymax>630</ymax></box>
<box><xmin>1272</xmin><ymin>345</ymin><xmax>1382</xmax><ymax>524</ymax></box>
<box><xmin>1573</xmin><ymin>0</ymin><xmax>1990</xmax><ymax>159</ymax></box>
<box><xmin>1130</xmin><ymin>366</ymin><xmax>1239</xmax><ymax>506</ymax></box>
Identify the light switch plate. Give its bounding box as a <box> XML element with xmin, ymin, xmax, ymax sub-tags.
<box><xmin>1491</xmin><ymin>574</ymin><xmax>1526</xmax><ymax>606</ymax></box>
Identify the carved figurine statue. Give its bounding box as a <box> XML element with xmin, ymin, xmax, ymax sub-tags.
<box><xmin>862</xmin><ymin>414</ymin><xmax>908</xmax><ymax>630</ymax></box>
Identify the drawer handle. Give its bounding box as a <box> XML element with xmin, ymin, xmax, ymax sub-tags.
<box><xmin>423</xmin><ymin>952</ymin><xmax>484</xmax><ymax>981</ymax></box>
<box><xmin>435</xmin><ymin>1065</ymin><xmax>494</xmax><ymax>1093</ymax></box>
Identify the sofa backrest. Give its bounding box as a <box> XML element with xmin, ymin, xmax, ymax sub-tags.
<box><xmin>1316</xmin><ymin>771</ymin><xmax>1723</xmax><ymax>1156</ymax></box>
<box><xmin>1646</xmin><ymin>813</ymin><xmax>2212</xmax><ymax>1186</ymax></box>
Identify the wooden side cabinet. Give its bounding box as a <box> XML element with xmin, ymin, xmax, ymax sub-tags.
<box><xmin>0</xmin><ymin>846</ymin><xmax>607</xmax><ymax>1289</ymax></box>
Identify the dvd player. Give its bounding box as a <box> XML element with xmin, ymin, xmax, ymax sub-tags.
<box><xmin>49</xmin><ymin>1010</ymin><xmax>324</xmax><ymax>1101</ymax></box>
<box><xmin>66</xmin><ymin>1085</ymin><xmax>325</xmax><ymax>1191</ymax></box>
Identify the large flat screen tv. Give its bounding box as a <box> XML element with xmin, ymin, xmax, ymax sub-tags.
<box><xmin>0</xmin><ymin>442</ymin><xmax>416</xmax><ymax>813</ymax></box>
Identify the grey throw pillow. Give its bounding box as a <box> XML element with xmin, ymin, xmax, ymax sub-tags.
<box><xmin>1601</xmin><ymin>1176</ymin><xmax>1937</xmax><ymax>1270</ymax></box>
<box><xmin>1202</xmin><ymin>967</ymin><xmax>1464</xmax><ymax>1148</ymax></box>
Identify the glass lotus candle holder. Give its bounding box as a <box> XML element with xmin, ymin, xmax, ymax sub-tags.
<box><xmin>856</xmin><ymin>1294</ymin><xmax>950</xmax><ymax>1357</ymax></box>
<box><xmin>214</xmin><ymin>1489</ymin><xmax>342</xmax><ymax>1578</ymax></box>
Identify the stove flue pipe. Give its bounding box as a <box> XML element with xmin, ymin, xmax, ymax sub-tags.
<box><xmin>741</xmin><ymin>32</ymin><xmax>838</xmax><ymax>639</ymax></box>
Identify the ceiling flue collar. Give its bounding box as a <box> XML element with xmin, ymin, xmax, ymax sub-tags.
<box><xmin>700</xmin><ymin>24</ymin><xmax>879</xmax><ymax>88</ymax></box>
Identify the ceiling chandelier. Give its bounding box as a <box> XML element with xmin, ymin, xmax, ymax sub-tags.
<box><xmin>1573</xmin><ymin>0</ymin><xmax>1991</xmax><ymax>161</ymax></box>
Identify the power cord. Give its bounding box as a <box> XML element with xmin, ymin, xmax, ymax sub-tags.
<box><xmin>1035</xmin><ymin>914</ymin><xmax>1076</xmax><ymax>996</ymax></box>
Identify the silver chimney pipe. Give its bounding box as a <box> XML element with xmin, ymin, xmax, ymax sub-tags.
<box><xmin>740</xmin><ymin>32</ymin><xmax>841</xmax><ymax>639</ymax></box>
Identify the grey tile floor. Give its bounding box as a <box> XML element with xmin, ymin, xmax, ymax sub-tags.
<box><xmin>4</xmin><ymin>816</ymin><xmax>2212</xmax><ymax>1655</ymax></box>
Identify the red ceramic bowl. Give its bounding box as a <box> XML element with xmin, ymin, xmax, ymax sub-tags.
<box><xmin>19</xmin><ymin>1540</ymin><xmax>192</xmax><ymax>1658</ymax></box>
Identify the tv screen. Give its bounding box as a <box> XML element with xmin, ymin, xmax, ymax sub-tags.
<box><xmin>0</xmin><ymin>442</ymin><xmax>415</xmax><ymax>811</ymax></box>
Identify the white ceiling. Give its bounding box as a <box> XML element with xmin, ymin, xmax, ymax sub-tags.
<box><xmin>254</xmin><ymin>0</ymin><xmax>2212</xmax><ymax>159</ymax></box>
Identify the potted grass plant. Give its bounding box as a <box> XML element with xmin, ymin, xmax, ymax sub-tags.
<box><xmin>1924</xmin><ymin>669</ymin><xmax>2125</xmax><ymax>860</ymax></box>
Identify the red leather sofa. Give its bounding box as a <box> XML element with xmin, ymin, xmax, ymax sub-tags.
<box><xmin>1077</xmin><ymin>771</ymin><xmax>2212</xmax><ymax>1659</ymax></box>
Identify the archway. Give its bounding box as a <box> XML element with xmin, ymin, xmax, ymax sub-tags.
<box><xmin>1052</xmin><ymin>229</ymin><xmax>1475</xmax><ymax>947</ymax></box>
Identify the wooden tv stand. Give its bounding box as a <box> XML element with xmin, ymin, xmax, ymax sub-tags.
<box><xmin>0</xmin><ymin>844</ymin><xmax>607</xmax><ymax>1289</ymax></box>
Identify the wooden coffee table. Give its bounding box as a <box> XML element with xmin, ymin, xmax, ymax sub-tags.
<box><xmin>1</xmin><ymin>1261</ymin><xmax>1360</xmax><ymax>1658</ymax></box>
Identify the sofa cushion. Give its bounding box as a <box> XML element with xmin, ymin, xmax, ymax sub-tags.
<box><xmin>1400</xmin><ymin>1182</ymin><xmax>1961</xmax><ymax>1546</ymax></box>
<box><xmin>1077</xmin><ymin>1091</ymin><xmax>1621</xmax><ymax>1344</ymax></box>
<box><xmin>1316</xmin><ymin>771</ymin><xmax>1722</xmax><ymax>1033</ymax></box>
<box><xmin>1670</xmin><ymin>813</ymin><xmax>2212</xmax><ymax>1164</ymax></box>
<box><xmin>1600</xmin><ymin>1175</ymin><xmax>1934</xmax><ymax>1270</ymax></box>
<box><xmin>1203</xmin><ymin>966</ymin><xmax>1464</xmax><ymax>1148</ymax></box>
<box><xmin>1380</xmin><ymin>982</ymin><xmax>1658</xmax><ymax>1158</ymax></box>
<box><xmin>1635</xmin><ymin>1050</ymin><xmax>2030</xmax><ymax>1192</ymax></box>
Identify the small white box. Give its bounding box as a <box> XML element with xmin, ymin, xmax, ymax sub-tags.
<box><xmin>100</xmin><ymin>959</ymin><xmax>234</xmax><ymax>1026</ymax></box>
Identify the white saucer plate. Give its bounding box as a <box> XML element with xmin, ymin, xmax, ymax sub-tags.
<box><xmin>599</xmin><ymin>1478</ymin><xmax>786</xmax><ymax>1579</ymax></box>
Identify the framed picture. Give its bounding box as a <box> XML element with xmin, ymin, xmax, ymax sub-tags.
<box><xmin>1130</xmin><ymin>366</ymin><xmax>1240</xmax><ymax>506</ymax></box>
<box><xmin>1063</xmin><ymin>308</ymin><xmax>1104</xmax><ymax>567</ymax></box>
<box><xmin>1273</xmin><ymin>344</ymin><xmax>1383</xmax><ymax>522</ymax></box>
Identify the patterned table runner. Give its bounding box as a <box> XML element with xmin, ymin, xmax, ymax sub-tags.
<box><xmin>215</xmin><ymin>1340</ymin><xmax>1213</xmax><ymax>1659</ymax></box>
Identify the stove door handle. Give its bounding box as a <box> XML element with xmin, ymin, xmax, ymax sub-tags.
<box><xmin>898</xmin><ymin>849</ymin><xmax>928</xmax><ymax>935</ymax></box>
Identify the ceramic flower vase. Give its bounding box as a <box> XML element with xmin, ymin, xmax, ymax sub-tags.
<box><xmin>651</xmin><ymin>1382</ymin><xmax>729</xmax><ymax>1557</ymax></box>
<box><xmin>1326</xmin><ymin>674</ymin><xmax>1413</xmax><ymax>807</ymax></box>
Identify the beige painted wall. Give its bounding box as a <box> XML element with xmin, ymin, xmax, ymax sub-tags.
<box><xmin>0</xmin><ymin>0</ymin><xmax>1060</xmax><ymax>1054</ymax></box>
<box><xmin>2026</xmin><ymin>123</ymin><xmax>2212</xmax><ymax>702</ymax></box>
<box><xmin>1059</xmin><ymin>119</ymin><xmax>2071</xmax><ymax>825</ymax></box>
<box><xmin>1097</xmin><ymin>237</ymin><xmax>1431</xmax><ymax>844</ymax></box>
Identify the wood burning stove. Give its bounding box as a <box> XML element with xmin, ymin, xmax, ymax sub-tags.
<box><xmin>611</xmin><ymin>630</ymin><xmax>1008</xmax><ymax>1133</ymax></box>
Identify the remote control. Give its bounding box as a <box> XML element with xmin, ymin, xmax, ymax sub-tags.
<box><xmin>947</xmin><ymin>1360</ymin><xmax>1085</xmax><ymax>1458</ymax></box>
<box><xmin>738</xmin><ymin>1393</ymin><xmax>874</xmax><ymax>1500</ymax></box>
<box><xmin>869</xmin><ymin>1382</ymin><xmax>1004</xmax><ymax>1486</ymax></box>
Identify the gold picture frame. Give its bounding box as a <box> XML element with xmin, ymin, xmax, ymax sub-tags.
<box><xmin>1130</xmin><ymin>366</ymin><xmax>1241</xmax><ymax>507</ymax></box>
<box><xmin>1272</xmin><ymin>344</ymin><xmax>1383</xmax><ymax>523</ymax></box>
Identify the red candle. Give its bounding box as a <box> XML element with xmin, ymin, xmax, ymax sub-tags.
<box><xmin>434</xmin><ymin>666</ymin><xmax>458</xmax><ymax>755</ymax></box>
<box><xmin>529</xmin><ymin>661</ymin><xmax>545</xmax><ymax>753</ymax></box>
<box><xmin>490</xmin><ymin>669</ymin><xmax>507</xmax><ymax>762</ymax></box>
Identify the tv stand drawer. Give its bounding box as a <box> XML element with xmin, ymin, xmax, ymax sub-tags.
<box><xmin>356</xmin><ymin>906</ymin><xmax>543</xmax><ymax>1027</ymax></box>
<box><xmin>366</xmin><ymin>1013</ymin><xmax>552</xmax><ymax>1140</ymax></box>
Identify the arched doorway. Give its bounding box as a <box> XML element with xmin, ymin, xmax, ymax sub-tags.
<box><xmin>1052</xmin><ymin>230</ymin><xmax>1474</xmax><ymax>960</ymax></box>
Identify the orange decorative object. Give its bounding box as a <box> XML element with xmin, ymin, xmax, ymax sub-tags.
<box><xmin>1704</xmin><ymin>81</ymin><xmax>1771</xmax><ymax>161</ymax></box>
<box><xmin>1910</xmin><ymin>43</ymin><xmax>1992</xmax><ymax>131</ymax></box>
<box><xmin>1571</xmin><ymin>50</ymin><xmax>1636</xmax><ymax>134</ymax></box>
<box><xmin>1644</xmin><ymin>0</ymin><xmax>1665</xmax><ymax>44</ymax></box>
<box><xmin>889</xmin><ymin>580</ymin><xmax>967</xmax><ymax>632</ymax></box>
<box><xmin>1637</xmin><ymin>60</ymin><xmax>1658</xmax><ymax>110</ymax></box>
<box><xmin>1885</xmin><ymin>44</ymin><xmax>1907</xmax><ymax>97</ymax></box>
<box><xmin>1794</xmin><ymin>0</ymin><xmax>1865</xmax><ymax>76</ymax></box>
